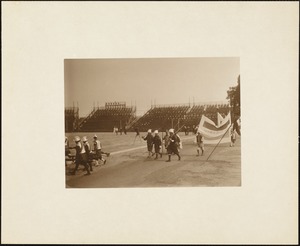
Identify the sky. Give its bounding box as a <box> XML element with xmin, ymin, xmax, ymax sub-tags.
<box><xmin>65</xmin><ymin>57</ymin><xmax>239</xmax><ymax>117</ymax></box>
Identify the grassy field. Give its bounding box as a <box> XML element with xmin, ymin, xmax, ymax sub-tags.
<box><xmin>65</xmin><ymin>132</ymin><xmax>241</xmax><ymax>188</ymax></box>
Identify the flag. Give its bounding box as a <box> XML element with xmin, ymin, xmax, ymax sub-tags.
<box><xmin>217</xmin><ymin>112</ymin><xmax>224</xmax><ymax>127</ymax></box>
<box><xmin>197</xmin><ymin>112</ymin><xmax>232</xmax><ymax>144</ymax></box>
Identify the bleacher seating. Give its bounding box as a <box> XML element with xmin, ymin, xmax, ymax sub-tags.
<box><xmin>184</xmin><ymin>105</ymin><xmax>206</xmax><ymax>127</ymax></box>
<box><xmin>68</xmin><ymin>102</ymin><xmax>230</xmax><ymax>132</ymax></box>
<box><xmin>132</xmin><ymin>105</ymin><xmax>190</xmax><ymax>132</ymax></box>
<box><xmin>65</xmin><ymin>107</ymin><xmax>79</xmax><ymax>132</ymax></box>
<box><xmin>79</xmin><ymin>106</ymin><xmax>136</xmax><ymax>132</ymax></box>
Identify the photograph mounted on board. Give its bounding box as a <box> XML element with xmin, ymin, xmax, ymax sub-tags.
<box><xmin>64</xmin><ymin>57</ymin><xmax>241</xmax><ymax>188</ymax></box>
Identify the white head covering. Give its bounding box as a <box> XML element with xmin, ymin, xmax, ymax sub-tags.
<box><xmin>82</xmin><ymin>136</ymin><xmax>88</xmax><ymax>142</ymax></box>
<box><xmin>154</xmin><ymin>130</ymin><xmax>158</xmax><ymax>134</ymax></box>
<box><xmin>147</xmin><ymin>129</ymin><xmax>152</xmax><ymax>133</ymax></box>
<box><xmin>74</xmin><ymin>136</ymin><xmax>80</xmax><ymax>142</ymax></box>
<box><xmin>93</xmin><ymin>135</ymin><xmax>97</xmax><ymax>138</ymax></box>
<box><xmin>169</xmin><ymin>129</ymin><xmax>174</xmax><ymax>133</ymax></box>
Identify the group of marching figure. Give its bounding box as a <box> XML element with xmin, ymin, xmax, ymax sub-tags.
<box><xmin>65</xmin><ymin>135</ymin><xmax>110</xmax><ymax>176</ymax></box>
<box><xmin>65</xmin><ymin>128</ymin><xmax>237</xmax><ymax>175</ymax></box>
<box><xmin>142</xmin><ymin>126</ymin><xmax>238</xmax><ymax>161</ymax></box>
<box><xmin>142</xmin><ymin>128</ymin><xmax>206</xmax><ymax>161</ymax></box>
<box><xmin>142</xmin><ymin>128</ymin><xmax>189</xmax><ymax>162</ymax></box>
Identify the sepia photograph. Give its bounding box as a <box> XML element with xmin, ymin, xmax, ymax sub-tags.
<box><xmin>3</xmin><ymin>2</ymin><xmax>298</xmax><ymax>244</ymax></box>
<box><xmin>65</xmin><ymin>58</ymin><xmax>241</xmax><ymax>188</ymax></box>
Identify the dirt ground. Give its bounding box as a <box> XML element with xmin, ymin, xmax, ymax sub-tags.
<box><xmin>65</xmin><ymin>132</ymin><xmax>241</xmax><ymax>188</ymax></box>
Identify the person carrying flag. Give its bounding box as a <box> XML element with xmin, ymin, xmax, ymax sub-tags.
<box><xmin>196</xmin><ymin>132</ymin><xmax>204</xmax><ymax>156</ymax></box>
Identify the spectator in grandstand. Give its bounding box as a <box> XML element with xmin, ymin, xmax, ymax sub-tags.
<box><xmin>192</xmin><ymin>125</ymin><xmax>196</xmax><ymax>134</ymax></box>
<box><xmin>153</xmin><ymin>130</ymin><xmax>162</xmax><ymax>159</ymax></box>
<box><xmin>142</xmin><ymin>129</ymin><xmax>154</xmax><ymax>158</ymax></box>
<box><xmin>70</xmin><ymin>136</ymin><xmax>91</xmax><ymax>176</ymax></box>
<box><xmin>82</xmin><ymin>136</ymin><xmax>93</xmax><ymax>172</ymax></box>
<box><xmin>133</xmin><ymin>127</ymin><xmax>141</xmax><ymax>143</ymax></box>
<box><xmin>230</xmin><ymin>128</ymin><xmax>237</xmax><ymax>147</ymax></box>
<box><xmin>93</xmin><ymin>135</ymin><xmax>107</xmax><ymax>166</ymax></box>
<box><xmin>196</xmin><ymin>132</ymin><xmax>204</xmax><ymax>156</ymax></box>
<box><xmin>166</xmin><ymin>129</ymin><xmax>181</xmax><ymax>162</ymax></box>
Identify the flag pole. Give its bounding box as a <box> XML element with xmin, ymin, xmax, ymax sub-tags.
<box><xmin>205</xmin><ymin>123</ymin><xmax>233</xmax><ymax>162</ymax></box>
<box><xmin>175</xmin><ymin>123</ymin><xmax>186</xmax><ymax>134</ymax></box>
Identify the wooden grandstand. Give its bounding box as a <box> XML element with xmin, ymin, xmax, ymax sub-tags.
<box><xmin>65</xmin><ymin>101</ymin><xmax>230</xmax><ymax>132</ymax></box>
<box><xmin>76</xmin><ymin>102</ymin><xmax>136</xmax><ymax>132</ymax></box>
<box><xmin>65</xmin><ymin>107</ymin><xmax>79</xmax><ymax>132</ymax></box>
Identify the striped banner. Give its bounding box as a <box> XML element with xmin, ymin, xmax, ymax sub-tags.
<box><xmin>197</xmin><ymin>112</ymin><xmax>232</xmax><ymax>145</ymax></box>
<box><xmin>217</xmin><ymin>112</ymin><xmax>224</xmax><ymax>127</ymax></box>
